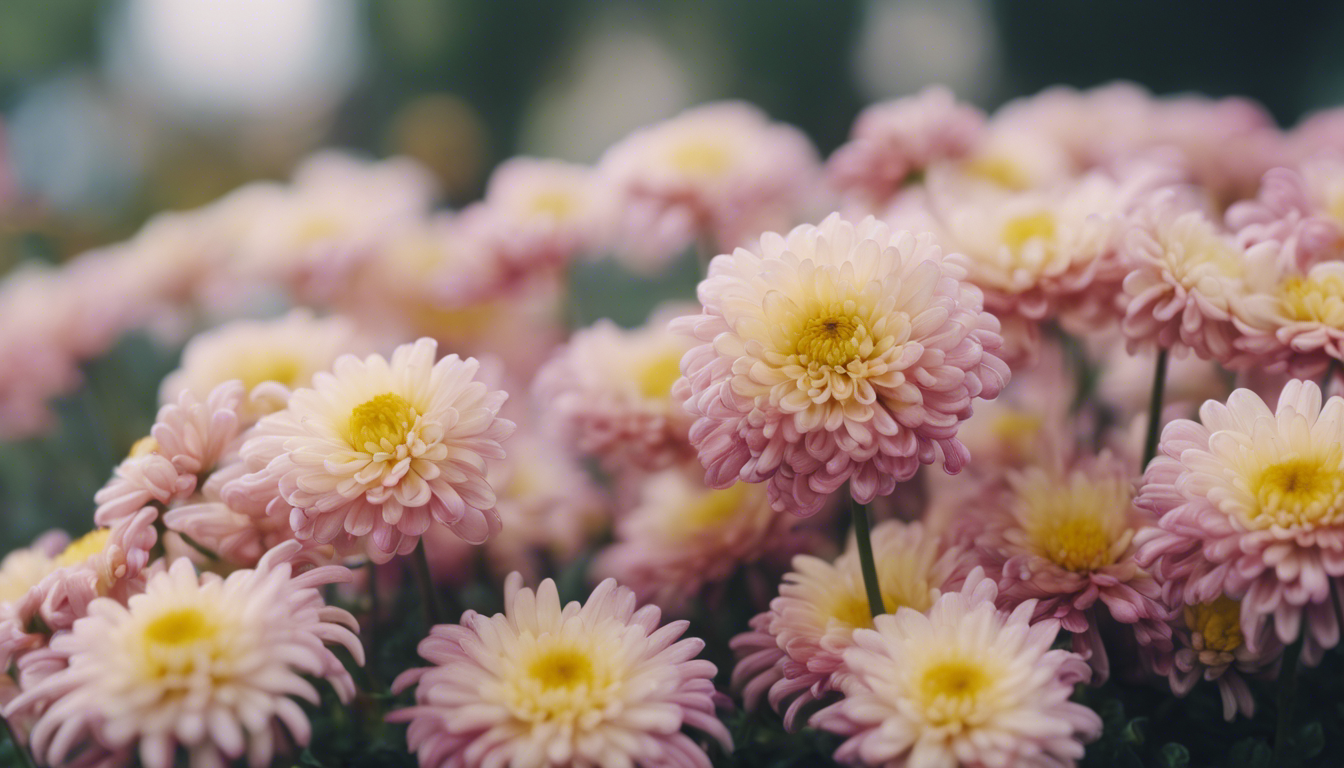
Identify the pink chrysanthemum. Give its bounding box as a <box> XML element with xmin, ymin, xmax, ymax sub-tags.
<box><xmin>1120</xmin><ymin>189</ymin><xmax>1277</xmax><ymax>361</ymax></box>
<box><xmin>599</xmin><ymin>101</ymin><xmax>820</xmax><ymax>271</ymax></box>
<box><xmin>1134</xmin><ymin>380</ymin><xmax>1344</xmax><ymax>665</ymax></box>
<box><xmin>971</xmin><ymin>452</ymin><xmax>1171</xmax><ymax>682</ymax></box>
<box><xmin>238</xmin><ymin>338</ymin><xmax>515</xmax><ymax>563</ymax></box>
<box><xmin>533</xmin><ymin>306</ymin><xmax>696</xmax><ymax>472</ymax></box>
<box><xmin>1232</xmin><ymin>256</ymin><xmax>1344</xmax><ymax>378</ymax></box>
<box><xmin>1226</xmin><ymin>157</ymin><xmax>1344</xmax><ymax>269</ymax></box>
<box><xmin>731</xmin><ymin>520</ymin><xmax>969</xmax><ymax>729</ymax></box>
<box><xmin>6</xmin><ymin>542</ymin><xmax>362</xmax><ymax>768</ymax></box>
<box><xmin>810</xmin><ymin>569</ymin><xmax>1101</xmax><ymax>768</ymax></box>
<box><xmin>1152</xmin><ymin>595</ymin><xmax>1280</xmax><ymax>721</ymax></box>
<box><xmin>390</xmin><ymin>573</ymin><xmax>731</xmax><ymax>768</ymax></box>
<box><xmin>674</xmin><ymin>213</ymin><xmax>1009</xmax><ymax>515</ymax></box>
<box><xmin>827</xmin><ymin>86</ymin><xmax>986</xmax><ymax>204</ymax></box>
<box><xmin>594</xmin><ymin>467</ymin><xmax>815</xmax><ymax>613</ymax></box>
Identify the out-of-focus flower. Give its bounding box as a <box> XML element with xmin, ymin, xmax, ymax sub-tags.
<box><xmin>674</xmin><ymin>213</ymin><xmax>1008</xmax><ymax>516</ymax></box>
<box><xmin>731</xmin><ymin>520</ymin><xmax>969</xmax><ymax>729</ymax></box>
<box><xmin>1120</xmin><ymin>189</ymin><xmax>1276</xmax><ymax>362</ymax></box>
<box><xmin>459</xmin><ymin>158</ymin><xmax>615</xmax><ymax>275</ymax></box>
<box><xmin>1158</xmin><ymin>595</ymin><xmax>1279</xmax><ymax>720</ymax></box>
<box><xmin>827</xmin><ymin>86</ymin><xmax>985</xmax><ymax>204</ymax></box>
<box><xmin>810</xmin><ymin>569</ymin><xmax>1102</xmax><ymax>768</ymax></box>
<box><xmin>973</xmin><ymin>452</ymin><xmax>1170</xmax><ymax>681</ymax></box>
<box><xmin>594</xmin><ymin>468</ymin><xmax>812</xmax><ymax>613</ymax></box>
<box><xmin>1233</xmin><ymin>257</ymin><xmax>1344</xmax><ymax>378</ymax></box>
<box><xmin>391</xmin><ymin>573</ymin><xmax>731</xmax><ymax>768</ymax></box>
<box><xmin>599</xmin><ymin>101</ymin><xmax>821</xmax><ymax>271</ymax></box>
<box><xmin>7</xmin><ymin>543</ymin><xmax>362</xmax><ymax>768</ymax></box>
<box><xmin>1227</xmin><ymin>157</ymin><xmax>1344</xmax><ymax>269</ymax></box>
<box><xmin>1135</xmin><ymin>380</ymin><xmax>1344</xmax><ymax>665</ymax></box>
<box><xmin>238</xmin><ymin>338</ymin><xmax>514</xmax><ymax>563</ymax></box>
<box><xmin>534</xmin><ymin>307</ymin><xmax>696</xmax><ymax>472</ymax></box>
<box><xmin>160</xmin><ymin>310</ymin><xmax>375</xmax><ymax>424</ymax></box>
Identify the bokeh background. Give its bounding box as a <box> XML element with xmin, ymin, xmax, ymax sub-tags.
<box><xmin>2</xmin><ymin>0</ymin><xmax>1343</xmax><ymax>549</ymax></box>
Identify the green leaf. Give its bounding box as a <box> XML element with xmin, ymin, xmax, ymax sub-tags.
<box><xmin>1160</xmin><ymin>742</ymin><xmax>1191</xmax><ymax>768</ymax></box>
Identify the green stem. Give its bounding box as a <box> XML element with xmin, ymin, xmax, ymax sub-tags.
<box><xmin>1142</xmin><ymin>348</ymin><xmax>1170</xmax><ymax>468</ymax></box>
<box><xmin>411</xmin><ymin>540</ymin><xmax>446</xmax><ymax>627</ymax></box>
<box><xmin>2</xmin><ymin>716</ymin><xmax>34</xmax><ymax>768</ymax></box>
<box><xmin>849</xmin><ymin>497</ymin><xmax>885</xmax><ymax>619</ymax></box>
<box><xmin>1274</xmin><ymin>636</ymin><xmax>1303</xmax><ymax>767</ymax></box>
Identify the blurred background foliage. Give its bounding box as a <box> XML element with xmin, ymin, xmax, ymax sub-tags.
<box><xmin>3</xmin><ymin>0</ymin><xmax>1344</xmax><ymax>550</ymax></box>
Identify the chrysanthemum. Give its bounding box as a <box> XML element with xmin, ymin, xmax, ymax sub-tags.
<box><xmin>973</xmin><ymin>453</ymin><xmax>1170</xmax><ymax>681</ymax></box>
<box><xmin>1226</xmin><ymin>157</ymin><xmax>1344</xmax><ymax>269</ymax></box>
<box><xmin>1159</xmin><ymin>595</ymin><xmax>1280</xmax><ymax>720</ymax></box>
<box><xmin>1134</xmin><ymin>380</ymin><xmax>1344</xmax><ymax>664</ymax></box>
<box><xmin>238</xmin><ymin>337</ymin><xmax>514</xmax><ymax>563</ymax></box>
<box><xmin>163</xmin><ymin>461</ymin><xmax>317</xmax><ymax>569</ymax></box>
<box><xmin>674</xmin><ymin>213</ymin><xmax>1009</xmax><ymax>516</ymax></box>
<box><xmin>594</xmin><ymin>467</ymin><xmax>811</xmax><ymax>613</ymax></box>
<box><xmin>534</xmin><ymin>307</ymin><xmax>696</xmax><ymax>471</ymax></box>
<box><xmin>827</xmin><ymin>86</ymin><xmax>986</xmax><ymax>204</ymax></box>
<box><xmin>731</xmin><ymin>520</ymin><xmax>969</xmax><ymax>729</ymax></box>
<box><xmin>160</xmin><ymin>310</ymin><xmax>373</xmax><ymax>425</ymax></box>
<box><xmin>6</xmin><ymin>542</ymin><xmax>362</xmax><ymax>768</ymax></box>
<box><xmin>459</xmin><ymin>157</ymin><xmax>615</xmax><ymax>272</ymax></box>
<box><xmin>1232</xmin><ymin>258</ymin><xmax>1344</xmax><ymax>378</ymax></box>
<box><xmin>810</xmin><ymin>570</ymin><xmax>1101</xmax><ymax>768</ymax></box>
<box><xmin>390</xmin><ymin>573</ymin><xmax>731</xmax><ymax>768</ymax></box>
<box><xmin>1120</xmin><ymin>189</ymin><xmax>1277</xmax><ymax>361</ymax></box>
<box><xmin>599</xmin><ymin>101</ymin><xmax>820</xmax><ymax>271</ymax></box>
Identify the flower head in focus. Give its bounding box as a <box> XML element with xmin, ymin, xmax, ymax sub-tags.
<box><xmin>810</xmin><ymin>569</ymin><xmax>1101</xmax><ymax>768</ymax></box>
<box><xmin>675</xmin><ymin>213</ymin><xmax>1009</xmax><ymax>516</ymax></box>
<box><xmin>391</xmin><ymin>573</ymin><xmax>730</xmax><ymax>768</ymax></box>
<box><xmin>239</xmin><ymin>338</ymin><xmax>514</xmax><ymax>563</ymax></box>
<box><xmin>7</xmin><ymin>543</ymin><xmax>362</xmax><ymax>768</ymax></box>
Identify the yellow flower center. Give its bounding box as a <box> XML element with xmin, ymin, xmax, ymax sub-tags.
<box><xmin>527</xmin><ymin>190</ymin><xmax>577</xmax><ymax>219</ymax></box>
<box><xmin>144</xmin><ymin>607</ymin><xmax>216</xmax><ymax>647</ymax></box>
<box><xmin>1171</xmin><ymin>231</ymin><xmax>1244</xmax><ymax>284</ymax></box>
<box><xmin>1184</xmin><ymin>596</ymin><xmax>1243</xmax><ymax>654</ymax></box>
<box><xmin>297</xmin><ymin>216</ymin><xmax>342</xmax><ymax>243</ymax></box>
<box><xmin>677</xmin><ymin>482</ymin><xmax>750</xmax><ymax>534</ymax></box>
<box><xmin>1000</xmin><ymin>212</ymin><xmax>1056</xmax><ymax>253</ymax></box>
<box><xmin>965</xmin><ymin>154</ymin><xmax>1029</xmax><ymax>190</ymax></box>
<box><xmin>796</xmin><ymin>314</ymin><xmax>866</xmax><ymax>368</ymax></box>
<box><xmin>56</xmin><ymin>529</ymin><xmax>111</xmax><ymax>568</ymax></box>
<box><xmin>827</xmin><ymin>556</ymin><xmax>935</xmax><ymax>631</ymax></box>
<box><xmin>237</xmin><ymin>355</ymin><xmax>304</xmax><ymax>392</ymax></box>
<box><xmin>1249</xmin><ymin>455</ymin><xmax>1344</xmax><ymax>528</ymax></box>
<box><xmin>1015</xmin><ymin>471</ymin><xmax>1130</xmax><ymax>572</ymax></box>
<box><xmin>829</xmin><ymin>591</ymin><xmax>877</xmax><ymax>631</ymax></box>
<box><xmin>668</xmin><ymin>140</ymin><xmax>731</xmax><ymax>176</ymax></box>
<box><xmin>1279</xmin><ymin>273</ymin><xmax>1344</xmax><ymax>326</ymax></box>
<box><xmin>348</xmin><ymin>393</ymin><xmax>418</xmax><ymax>450</ymax></box>
<box><xmin>635</xmin><ymin>351</ymin><xmax>684</xmax><ymax>399</ymax></box>
<box><xmin>916</xmin><ymin>657</ymin><xmax>993</xmax><ymax>726</ymax></box>
<box><xmin>528</xmin><ymin>647</ymin><xmax>596</xmax><ymax>692</ymax></box>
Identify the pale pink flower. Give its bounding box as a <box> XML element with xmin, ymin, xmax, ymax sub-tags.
<box><xmin>594</xmin><ymin>467</ymin><xmax>814</xmax><ymax>613</ymax></box>
<box><xmin>1232</xmin><ymin>252</ymin><xmax>1344</xmax><ymax>378</ymax></box>
<box><xmin>390</xmin><ymin>573</ymin><xmax>730</xmax><ymax>768</ymax></box>
<box><xmin>599</xmin><ymin>101</ymin><xmax>821</xmax><ymax>271</ymax></box>
<box><xmin>972</xmin><ymin>452</ymin><xmax>1171</xmax><ymax>682</ymax></box>
<box><xmin>731</xmin><ymin>520</ymin><xmax>970</xmax><ymax>729</ymax></box>
<box><xmin>674</xmin><ymin>213</ymin><xmax>1008</xmax><ymax>516</ymax></box>
<box><xmin>1154</xmin><ymin>595</ymin><xmax>1280</xmax><ymax>720</ymax></box>
<box><xmin>7</xmin><ymin>543</ymin><xmax>361</xmax><ymax>768</ymax></box>
<box><xmin>534</xmin><ymin>306</ymin><xmax>696</xmax><ymax>472</ymax></box>
<box><xmin>1134</xmin><ymin>380</ymin><xmax>1344</xmax><ymax>665</ymax></box>
<box><xmin>238</xmin><ymin>338</ymin><xmax>514</xmax><ymax>563</ymax></box>
<box><xmin>811</xmin><ymin>569</ymin><xmax>1101</xmax><ymax>768</ymax></box>
<box><xmin>828</xmin><ymin>86</ymin><xmax>986</xmax><ymax>204</ymax></box>
<box><xmin>1226</xmin><ymin>156</ymin><xmax>1344</xmax><ymax>269</ymax></box>
<box><xmin>160</xmin><ymin>310</ymin><xmax>375</xmax><ymax>425</ymax></box>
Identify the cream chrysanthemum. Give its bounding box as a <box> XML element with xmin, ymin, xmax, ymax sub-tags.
<box><xmin>1233</xmin><ymin>259</ymin><xmax>1344</xmax><ymax>377</ymax></box>
<box><xmin>674</xmin><ymin>213</ymin><xmax>1009</xmax><ymax>516</ymax></box>
<box><xmin>534</xmin><ymin>306</ymin><xmax>696</xmax><ymax>471</ymax></box>
<box><xmin>811</xmin><ymin>570</ymin><xmax>1101</xmax><ymax>768</ymax></box>
<box><xmin>599</xmin><ymin>101</ymin><xmax>820</xmax><ymax>271</ymax></box>
<box><xmin>7</xmin><ymin>543</ymin><xmax>362</xmax><ymax>768</ymax></box>
<box><xmin>238</xmin><ymin>338</ymin><xmax>515</xmax><ymax>563</ymax></box>
<box><xmin>731</xmin><ymin>520</ymin><xmax>969</xmax><ymax>729</ymax></box>
<box><xmin>391</xmin><ymin>573</ymin><xmax>731</xmax><ymax>768</ymax></box>
<box><xmin>160</xmin><ymin>310</ymin><xmax>373</xmax><ymax>424</ymax></box>
<box><xmin>594</xmin><ymin>467</ymin><xmax>812</xmax><ymax>613</ymax></box>
<box><xmin>1135</xmin><ymin>380</ymin><xmax>1344</xmax><ymax>663</ymax></box>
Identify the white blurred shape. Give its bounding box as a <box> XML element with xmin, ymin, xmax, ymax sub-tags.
<box><xmin>853</xmin><ymin>0</ymin><xmax>999</xmax><ymax>103</ymax></box>
<box><xmin>105</xmin><ymin>0</ymin><xmax>363</xmax><ymax>119</ymax></box>
<box><xmin>520</xmin><ymin>21</ymin><xmax>696</xmax><ymax>163</ymax></box>
<box><xmin>8</xmin><ymin>73</ymin><xmax>150</xmax><ymax>213</ymax></box>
